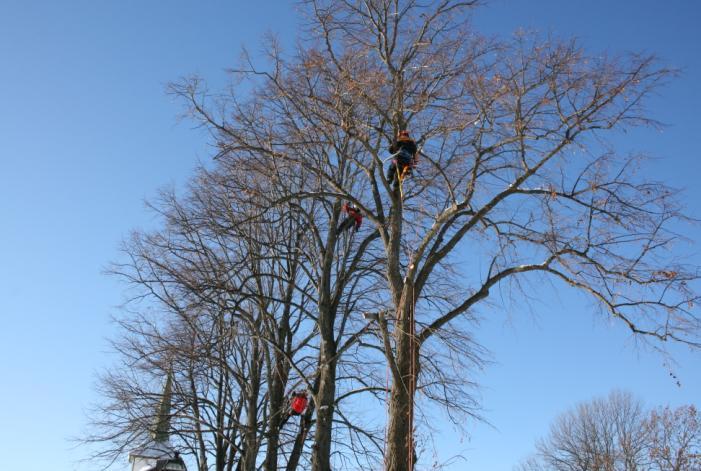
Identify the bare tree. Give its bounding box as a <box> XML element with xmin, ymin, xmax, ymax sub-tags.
<box><xmin>206</xmin><ymin>147</ymin><xmax>388</xmax><ymax>469</ymax></box>
<box><xmin>648</xmin><ymin>404</ymin><xmax>701</xmax><ymax>471</ymax></box>
<box><xmin>174</xmin><ymin>1</ymin><xmax>700</xmax><ymax>469</ymax></box>
<box><xmin>86</xmin><ymin>165</ymin><xmax>326</xmax><ymax>470</ymax></box>
<box><xmin>90</xmin><ymin>1</ymin><xmax>701</xmax><ymax>469</ymax></box>
<box><xmin>532</xmin><ymin>391</ymin><xmax>652</xmax><ymax>471</ymax></box>
<box><xmin>89</xmin><ymin>147</ymin><xmax>391</xmax><ymax>470</ymax></box>
<box><xmin>85</xmin><ymin>304</ymin><xmax>251</xmax><ymax>471</ymax></box>
<box><xmin>172</xmin><ymin>43</ymin><xmax>398</xmax><ymax>470</ymax></box>
<box><xmin>519</xmin><ymin>393</ymin><xmax>701</xmax><ymax>471</ymax></box>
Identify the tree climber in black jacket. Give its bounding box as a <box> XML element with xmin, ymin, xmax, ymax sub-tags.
<box><xmin>386</xmin><ymin>130</ymin><xmax>418</xmax><ymax>191</ymax></box>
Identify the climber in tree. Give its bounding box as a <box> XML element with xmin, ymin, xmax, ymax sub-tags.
<box><xmin>337</xmin><ymin>202</ymin><xmax>363</xmax><ymax>235</ymax></box>
<box><xmin>386</xmin><ymin>130</ymin><xmax>418</xmax><ymax>191</ymax></box>
<box><xmin>289</xmin><ymin>390</ymin><xmax>308</xmax><ymax>415</ymax></box>
<box><xmin>280</xmin><ymin>390</ymin><xmax>309</xmax><ymax>427</ymax></box>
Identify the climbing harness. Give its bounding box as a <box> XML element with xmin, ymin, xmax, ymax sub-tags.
<box><xmin>395</xmin><ymin>155</ymin><xmax>417</xmax><ymax>200</ymax></box>
<box><xmin>396</xmin><ymin>165</ymin><xmax>406</xmax><ymax>200</ymax></box>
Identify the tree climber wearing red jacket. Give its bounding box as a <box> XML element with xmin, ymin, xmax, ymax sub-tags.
<box><xmin>337</xmin><ymin>203</ymin><xmax>363</xmax><ymax>235</ymax></box>
<box><xmin>289</xmin><ymin>390</ymin><xmax>309</xmax><ymax>416</ymax></box>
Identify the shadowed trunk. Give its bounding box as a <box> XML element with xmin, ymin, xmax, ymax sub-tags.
<box><xmin>241</xmin><ymin>338</ymin><xmax>262</xmax><ymax>471</ymax></box>
<box><xmin>311</xmin><ymin>323</ymin><xmax>337</xmax><ymax>471</ymax></box>
<box><xmin>385</xmin><ymin>280</ymin><xmax>419</xmax><ymax>471</ymax></box>
<box><xmin>263</xmin><ymin>347</ymin><xmax>289</xmax><ymax>471</ymax></box>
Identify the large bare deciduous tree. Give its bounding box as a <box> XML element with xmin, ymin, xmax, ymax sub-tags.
<box><xmin>176</xmin><ymin>1</ymin><xmax>699</xmax><ymax>469</ymax></box>
<box><xmin>90</xmin><ymin>1</ymin><xmax>701</xmax><ymax>470</ymax></box>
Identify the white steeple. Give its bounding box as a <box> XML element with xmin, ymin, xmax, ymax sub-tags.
<box><xmin>128</xmin><ymin>370</ymin><xmax>187</xmax><ymax>471</ymax></box>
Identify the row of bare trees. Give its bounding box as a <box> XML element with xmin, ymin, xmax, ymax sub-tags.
<box><xmin>87</xmin><ymin>157</ymin><xmax>394</xmax><ymax>470</ymax></box>
<box><xmin>87</xmin><ymin>1</ymin><xmax>700</xmax><ymax>470</ymax></box>
<box><xmin>518</xmin><ymin>391</ymin><xmax>701</xmax><ymax>471</ymax></box>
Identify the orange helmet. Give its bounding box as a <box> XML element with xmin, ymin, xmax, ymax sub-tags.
<box><xmin>397</xmin><ymin>130</ymin><xmax>411</xmax><ymax>141</ymax></box>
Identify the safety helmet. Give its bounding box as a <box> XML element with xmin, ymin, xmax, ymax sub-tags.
<box><xmin>397</xmin><ymin>130</ymin><xmax>412</xmax><ymax>141</ymax></box>
<box><xmin>291</xmin><ymin>394</ymin><xmax>308</xmax><ymax>414</ymax></box>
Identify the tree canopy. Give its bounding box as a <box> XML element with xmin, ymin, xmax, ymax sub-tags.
<box><xmin>87</xmin><ymin>2</ymin><xmax>700</xmax><ymax>470</ymax></box>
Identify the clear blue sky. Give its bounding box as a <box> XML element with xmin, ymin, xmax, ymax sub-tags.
<box><xmin>0</xmin><ymin>1</ymin><xmax>699</xmax><ymax>470</ymax></box>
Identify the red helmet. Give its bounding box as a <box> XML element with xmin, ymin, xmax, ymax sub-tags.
<box><xmin>291</xmin><ymin>394</ymin><xmax>308</xmax><ymax>414</ymax></box>
<box><xmin>397</xmin><ymin>130</ymin><xmax>411</xmax><ymax>140</ymax></box>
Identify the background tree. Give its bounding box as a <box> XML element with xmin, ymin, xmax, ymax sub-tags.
<box><xmin>86</xmin><ymin>168</ymin><xmax>321</xmax><ymax>470</ymax></box>
<box><xmin>88</xmin><ymin>153</ymin><xmax>390</xmax><ymax>470</ymax></box>
<box><xmin>648</xmin><ymin>404</ymin><xmax>701</xmax><ymax>471</ymax></box>
<box><xmin>518</xmin><ymin>392</ymin><xmax>701</xmax><ymax>471</ymax></box>
<box><xmin>528</xmin><ymin>391</ymin><xmax>651</xmax><ymax>470</ymax></box>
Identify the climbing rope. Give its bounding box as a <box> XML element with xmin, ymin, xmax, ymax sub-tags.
<box><xmin>382</xmin><ymin>351</ymin><xmax>390</xmax><ymax>468</ymax></box>
<box><xmin>396</xmin><ymin>164</ymin><xmax>405</xmax><ymax>201</ymax></box>
<box><xmin>408</xmin><ymin>279</ymin><xmax>417</xmax><ymax>471</ymax></box>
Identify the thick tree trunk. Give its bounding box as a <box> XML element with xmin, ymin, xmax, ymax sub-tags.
<box><xmin>266</xmin><ymin>254</ymin><xmax>297</xmax><ymax>470</ymax></box>
<box><xmin>311</xmin><ymin>335</ymin><xmax>337</xmax><ymax>471</ymax></box>
<box><xmin>385</xmin><ymin>283</ymin><xmax>419</xmax><ymax>471</ymax></box>
<box><xmin>263</xmin><ymin>348</ymin><xmax>289</xmax><ymax>471</ymax></box>
<box><xmin>385</xmin><ymin>385</ymin><xmax>414</xmax><ymax>471</ymax></box>
<box><xmin>311</xmin><ymin>221</ymin><xmax>341</xmax><ymax>471</ymax></box>
<box><xmin>241</xmin><ymin>339</ymin><xmax>262</xmax><ymax>471</ymax></box>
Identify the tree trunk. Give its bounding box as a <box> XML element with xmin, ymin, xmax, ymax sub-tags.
<box><xmin>385</xmin><ymin>385</ymin><xmax>415</xmax><ymax>471</ymax></box>
<box><xmin>311</xmin><ymin>334</ymin><xmax>337</xmax><ymax>471</ymax></box>
<box><xmin>385</xmin><ymin>283</ymin><xmax>419</xmax><ymax>471</ymax></box>
<box><xmin>311</xmin><ymin>223</ymin><xmax>341</xmax><ymax>471</ymax></box>
<box><xmin>241</xmin><ymin>339</ymin><xmax>262</xmax><ymax>471</ymax></box>
<box><xmin>263</xmin><ymin>347</ymin><xmax>289</xmax><ymax>471</ymax></box>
